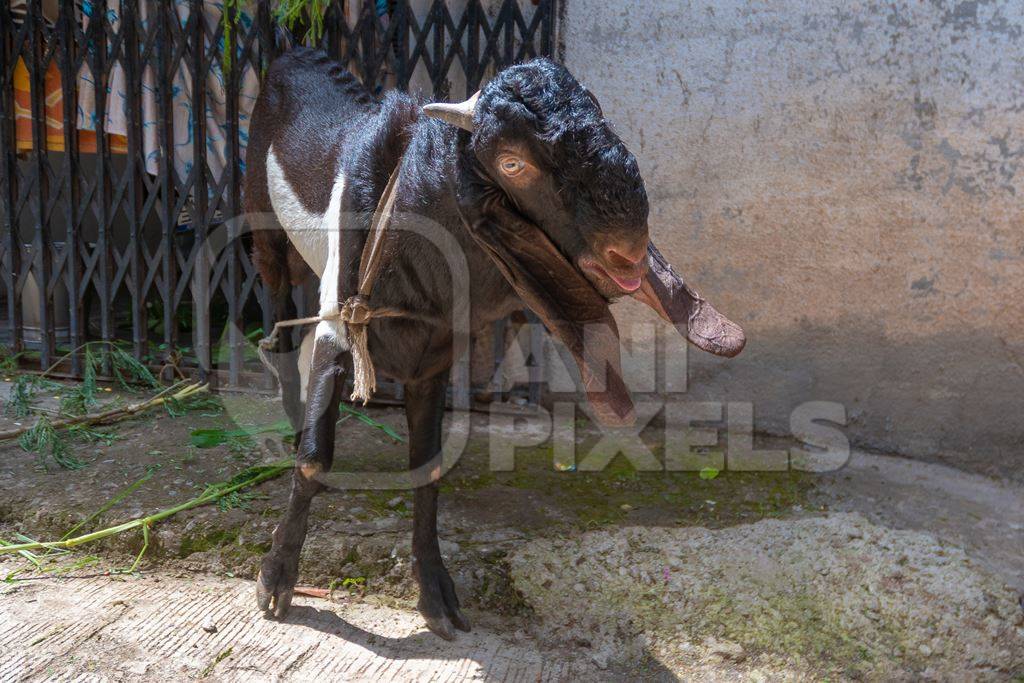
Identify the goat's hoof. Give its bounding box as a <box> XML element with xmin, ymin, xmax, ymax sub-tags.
<box><xmin>422</xmin><ymin>613</ymin><xmax>456</xmax><ymax>641</ymax></box>
<box><xmin>416</xmin><ymin>562</ymin><xmax>471</xmax><ymax>639</ymax></box>
<box><xmin>256</xmin><ymin>551</ymin><xmax>299</xmax><ymax>620</ymax></box>
<box><xmin>420</xmin><ymin>605</ymin><xmax>472</xmax><ymax>641</ymax></box>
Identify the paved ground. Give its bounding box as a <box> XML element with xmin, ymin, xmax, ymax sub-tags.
<box><xmin>1</xmin><ymin>387</ymin><xmax>1022</xmax><ymax>680</ymax></box>
<box><xmin>0</xmin><ymin>566</ymin><xmax>600</xmax><ymax>682</ymax></box>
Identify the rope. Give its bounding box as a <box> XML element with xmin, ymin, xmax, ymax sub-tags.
<box><xmin>256</xmin><ymin>305</ymin><xmax>407</xmax><ymax>403</ymax></box>
<box><xmin>256</xmin><ymin>316</ymin><xmax>323</xmax><ymax>385</ymax></box>
<box><xmin>258</xmin><ymin>161</ymin><xmax>407</xmax><ymax>404</ymax></box>
<box><xmin>339</xmin><ymin>297</ymin><xmax>407</xmax><ymax>404</ymax></box>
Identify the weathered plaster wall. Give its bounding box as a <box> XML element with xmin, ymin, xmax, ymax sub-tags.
<box><xmin>563</xmin><ymin>0</ymin><xmax>1024</xmax><ymax>475</ymax></box>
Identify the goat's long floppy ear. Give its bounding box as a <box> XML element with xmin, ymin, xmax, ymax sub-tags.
<box><xmin>422</xmin><ymin>91</ymin><xmax>480</xmax><ymax>131</ymax></box>
<box><xmin>466</xmin><ymin>207</ymin><xmax>635</xmax><ymax>427</ymax></box>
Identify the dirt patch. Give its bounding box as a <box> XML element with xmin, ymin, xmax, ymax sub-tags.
<box><xmin>509</xmin><ymin>513</ymin><xmax>1024</xmax><ymax>678</ymax></box>
<box><xmin>0</xmin><ymin>391</ymin><xmax>816</xmax><ymax>600</ymax></box>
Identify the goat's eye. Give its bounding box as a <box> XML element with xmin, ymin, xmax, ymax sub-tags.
<box><xmin>499</xmin><ymin>156</ymin><xmax>525</xmax><ymax>176</ymax></box>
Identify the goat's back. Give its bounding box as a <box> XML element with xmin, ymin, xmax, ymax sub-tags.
<box><xmin>244</xmin><ymin>48</ymin><xmax>376</xmax><ymax>218</ymax></box>
<box><xmin>246</xmin><ymin>49</ymin><xmax>409</xmax><ymax>293</ymax></box>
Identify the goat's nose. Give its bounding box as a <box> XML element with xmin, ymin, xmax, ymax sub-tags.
<box><xmin>604</xmin><ymin>242</ymin><xmax>648</xmax><ymax>269</ymax></box>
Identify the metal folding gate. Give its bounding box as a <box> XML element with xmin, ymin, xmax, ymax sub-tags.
<box><xmin>1</xmin><ymin>0</ymin><xmax>557</xmax><ymax>403</ymax></box>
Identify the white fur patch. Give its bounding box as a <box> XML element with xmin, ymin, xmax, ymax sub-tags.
<box><xmin>266</xmin><ymin>146</ymin><xmax>330</xmax><ymax>278</ymax></box>
<box><xmin>315</xmin><ymin>161</ymin><xmax>348</xmax><ymax>349</ymax></box>
<box><xmin>266</xmin><ymin>145</ymin><xmax>349</xmax><ymax>352</ymax></box>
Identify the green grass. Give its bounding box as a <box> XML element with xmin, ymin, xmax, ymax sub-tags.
<box><xmin>18</xmin><ymin>417</ymin><xmax>87</xmax><ymax>470</ymax></box>
<box><xmin>4</xmin><ymin>341</ymin><xmax>171</xmax><ymax>470</ymax></box>
<box><xmin>6</xmin><ymin>375</ymin><xmax>61</xmax><ymax>418</ymax></box>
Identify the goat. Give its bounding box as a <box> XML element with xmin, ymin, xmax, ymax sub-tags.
<box><xmin>244</xmin><ymin>48</ymin><xmax>744</xmax><ymax>639</ymax></box>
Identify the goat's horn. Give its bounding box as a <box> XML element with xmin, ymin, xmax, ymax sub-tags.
<box><xmin>422</xmin><ymin>91</ymin><xmax>479</xmax><ymax>131</ymax></box>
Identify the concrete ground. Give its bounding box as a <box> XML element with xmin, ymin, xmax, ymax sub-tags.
<box><xmin>0</xmin><ymin>385</ymin><xmax>1022</xmax><ymax>680</ymax></box>
<box><xmin>0</xmin><ymin>566</ymin><xmax>599</xmax><ymax>681</ymax></box>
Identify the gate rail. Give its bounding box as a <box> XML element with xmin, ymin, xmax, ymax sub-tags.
<box><xmin>0</xmin><ymin>0</ymin><xmax>556</xmax><ymax>402</ymax></box>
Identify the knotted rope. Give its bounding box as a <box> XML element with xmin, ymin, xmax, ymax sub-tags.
<box><xmin>256</xmin><ymin>303</ymin><xmax>407</xmax><ymax>403</ymax></box>
<box><xmin>258</xmin><ymin>162</ymin><xmax>405</xmax><ymax>404</ymax></box>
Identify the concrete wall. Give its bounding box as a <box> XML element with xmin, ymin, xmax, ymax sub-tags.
<box><xmin>563</xmin><ymin>0</ymin><xmax>1024</xmax><ymax>475</ymax></box>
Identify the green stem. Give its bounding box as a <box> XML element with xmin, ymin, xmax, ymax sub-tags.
<box><xmin>0</xmin><ymin>538</ymin><xmax>42</xmax><ymax>567</ymax></box>
<box><xmin>0</xmin><ymin>460</ymin><xmax>293</xmax><ymax>555</ymax></box>
<box><xmin>123</xmin><ymin>522</ymin><xmax>150</xmax><ymax>574</ymax></box>
<box><xmin>40</xmin><ymin>340</ymin><xmax>121</xmax><ymax>378</ymax></box>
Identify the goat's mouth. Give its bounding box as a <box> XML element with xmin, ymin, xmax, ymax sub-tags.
<box><xmin>577</xmin><ymin>243</ymin><xmax>746</xmax><ymax>358</ymax></box>
<box><xmin>577</xmin><ymin>255</ymin><xmax>646</xmax><ymax>299</ymax></box>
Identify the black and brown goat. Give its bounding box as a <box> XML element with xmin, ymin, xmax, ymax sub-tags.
<box><xmin>244</xmin><ymin>48</ymin><xmax>744</xmax><ymax>639</ymax></box>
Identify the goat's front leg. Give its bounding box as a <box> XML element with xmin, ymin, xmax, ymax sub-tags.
<box><xmin>257</xmin><ymin>336</ymin><xmax>345</xmax><ymax>619</ymax></box>
<box><xmin>405</xmin><ymin>373</ymin><xmax>471</xmax><ymax>640</ymax></box>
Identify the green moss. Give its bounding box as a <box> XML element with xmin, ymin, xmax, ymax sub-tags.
<box><xmin>438</xmin><ymin>471</ymin><xmax>497</xmax><ymax>494</ymax></box>
<box><xmin>521</xmin><ymin>537</ymin><xmax>930</xmax><ymax>679</ymax></box>
<box><xmin>470</xmin><ymin>549</ymin><xmax>533</xmax><ymax>616</ymax></box>
<box><xmin>241</xmin><ymin>539</ymin><xmax>272</xmax><ymax>556</ymax></box>
<box><xmin>361</xmin><ymin>491</ymin><xmax>411</xmax><ymax>518</ymax></box>
<box><xmin>676</xmin><ymin>584</ymin><xmax>920</xmax><ymax>678</ymax></box>
<box><xmin>494</xmin><ymin>445</ymin><xmax>813</xmax><ymax>530</ymax></box>
<box><xmin>179</xmin><ymin>527</ymin><xmax>241</xmax><ymax>557</ymax></box>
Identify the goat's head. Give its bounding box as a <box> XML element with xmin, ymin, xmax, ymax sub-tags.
<box><xmin>429</xmin><ymin>60</ymin><xmax>650</xmax><ymax>299</ymax></box>
<box><xmin>426</xmin><ymin>59</ymin><xmax>746</xmax><ymax>426</ymax></box>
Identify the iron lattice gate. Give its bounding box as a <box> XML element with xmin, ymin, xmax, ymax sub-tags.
<box><xmin>0</xmin><ymin>0</ymin><xmax>557</xmax><ymax>402</ymax></box>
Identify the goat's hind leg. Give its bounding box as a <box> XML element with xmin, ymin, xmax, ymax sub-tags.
<box><xmin>251</xmin><ymin>215</ymin><xmax>309</xmax><ymax>446</ymax></box>
<box><xmin>257</xmin><ymin>337</ymin><xmax>345</xmax><ymax>619</ymax></box>
<box><xmin>268</xmin><ymin>280</ymin><xmax>307</xmax><ymax>445</ymax></box>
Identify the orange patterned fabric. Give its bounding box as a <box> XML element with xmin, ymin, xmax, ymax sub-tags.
<box><xmin>13</xmin><ymin>57</ymin><xmax>127</xmax><ymax>154</ymax></box>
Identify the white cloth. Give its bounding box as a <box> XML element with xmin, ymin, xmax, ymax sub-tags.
<box><xmin>76</xmin><ymin>0</ymin><xmax>260</xmax><ymax>188</ymax></box>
